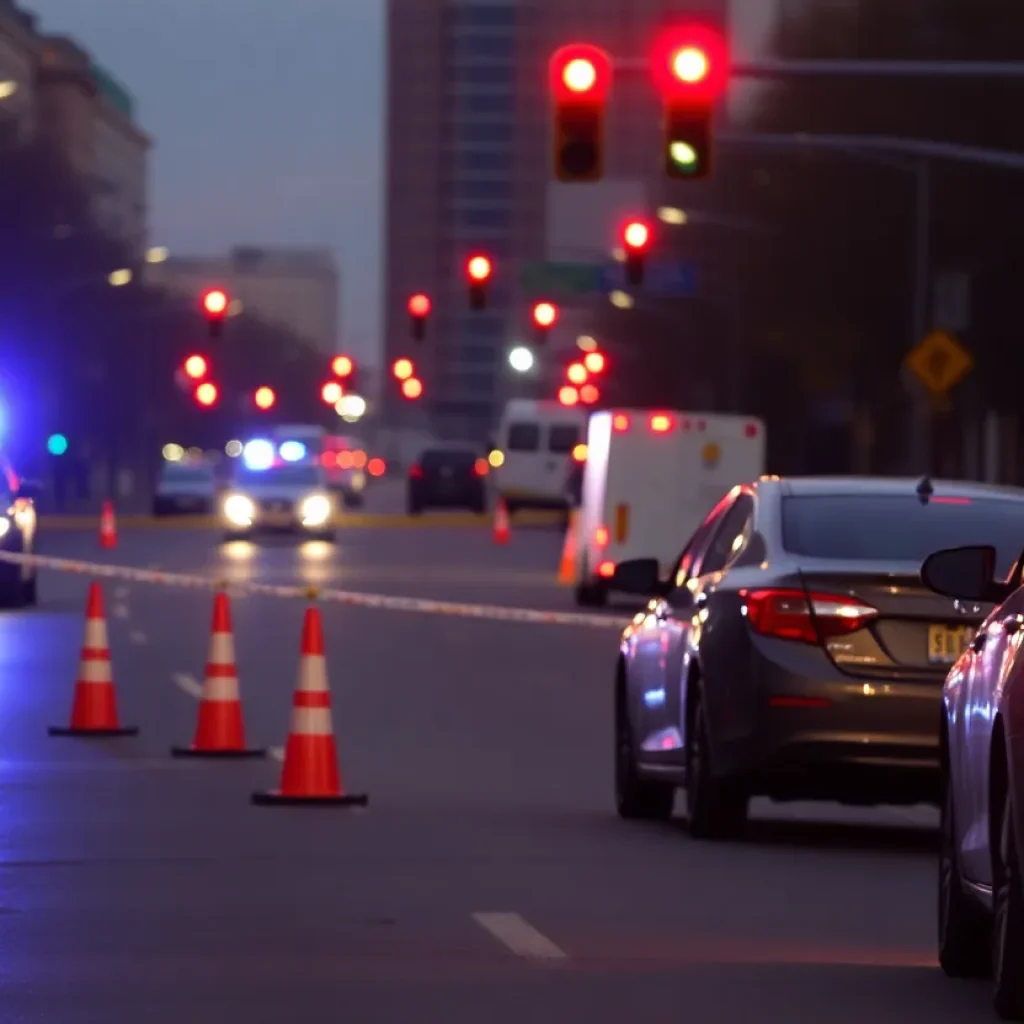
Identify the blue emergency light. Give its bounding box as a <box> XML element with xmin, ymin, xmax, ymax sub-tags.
<box><xmin>242</xmin><ymin>439</ymin><xmax>275</xmax><ymax>470</ymax></box>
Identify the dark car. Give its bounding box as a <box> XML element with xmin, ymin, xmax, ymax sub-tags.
<box><xmin>0</xmin><ymin>458</ymin><xmax>40</xmax><ymax>607</ymax></box>
<box><xmin>610</xmin><ymin>476</ymin><xmax>1024</xmax><ymax>839</ymax></box>
<box><xmin>407</xmin><ymin>447</ymin><xmax>487</xmax><ymax>514</ymax></box>
<box><xmin>919</xmin><ymin>543</ymin><xmax>1024</xmax><ymax>1018</ymax></box>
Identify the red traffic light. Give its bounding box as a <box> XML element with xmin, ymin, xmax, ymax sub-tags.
<box><xmin>195</xmin><ymin>382</ymin><xmax>218</xmax><ymax>406</ymax></box>
<box><xmin>557</xmin><ymin>385</ymin><xmax>579</xmax><ymax>407</ymax></box>
<box><xmin>183</xmin><ymin>354</ymin><xmax>207</xmax><ymax>380</ymax></box>
<box><xmin>566</xmin><ymin>362</ymin><xmax>587</xmax><ymax>385</ymax></box>
<box><xmin>580</xmin><ymin>383</ymin><xmax>600</xmax><ymax>405</ymax></box>
<box><xmin>321</xmin><ymin>381</ymin><xmax>343</xmax><ymax>404</ymax></box>
<box><xmin>392</xmin><ymin>358</ymin><xmax>414</xmax><ymax>380</ymax></box>
<box><xmin>401</xmin><ymin>377</ymin><xmax>423</xmax><ymax>399</ymax></box>
<box><xmin>623</xmin><ymin>220</ymin><xmax>651</xmax><ymax>250</ymax></box>
<box><xmin>254</xmin><ymin>386</ymin><xmax>275</xmax><ymax>410</ymax></box>
<box><xmin>533</xmin><ymin>302</ymin><xmax>558</xmax><ymax>328</ymax></box>
<box><xmin>583</xmin><ymin>351</ymin><xmax>605</xmax><ymax>373</ymax></box>
<box><xmin>408</xmin><ymin>293</ymin><xmax>431</xmax><ymax>317</ymax></box>
<box><xmin>466</xmin><ymin>255</ymin><xmax>492</xmax><ymax>282</ymax></box>
<box><xmin>651</xmin><ymin>24</ymin><xmax>728</xmax><ymax>101</ymax></box>
<box><xmin>549</xmin><ymin>43</ymin><xmax>612</xmax><ymax>103</ymax></box>
<box><xmin>201</xmin><ymin>288</ymin><xmax>228</xmax><ymax>316</ymax></box>
<box><xmin>332</xmin><ymin>355</ymin><xmax>353</xmax><ymax>378</ymax></box>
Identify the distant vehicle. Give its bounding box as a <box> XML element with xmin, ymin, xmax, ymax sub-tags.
<box><xmin>407</xmin><ymin>446</ymin><xmax>488</xmax><ymax>514</ymax></box>
<box><xmin>269</xmin><ymin>426</ymin><xmax>366</xmax><ymax>507</ymax></box>
<box><xmin>153</xmin><ymin>460</ymin><xmax>217</xmax><ymax>515</ymax></box>
<box><xmin>920</xmin><ymin>540</ymin><xmax>1024</xmax><ymax>1017</ymax></box>
<box><xmin>221</xmin><ymin>460</ymin><xmax>335</xmax><ymax>541</ymax></box>
<box><xmin>0</xmin><ymin>454</ymin><xmax>39</xmax><ymax>607</ymax></box>
<box><xmin>491</xmin><ymin>399</ymin><xmax>586</xmax><ymax>513</ymax></box>
<box><xmin>573</xmin><ymin>409</ymin><xmax>766</xmax><ymax>606</ymax></box>
<box><xmin>609</xmin><ymin>476</ymin><xmax>1024</xmax><ymax>842</ymax></box>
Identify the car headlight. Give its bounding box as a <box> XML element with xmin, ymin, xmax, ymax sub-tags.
<box><xmin>0</xmin><ymin>517</ymin><xmax>10</xmax><ymax>539</ymax></box>
<box><xmin>223</xmin><ymin>493</ymin><xmax>255</xmax><ymax>526</ymax></box>
<box><xmin>300</xmin><ymin>493</ymin><xmax>331</xmax><ymax>526</ymax></box>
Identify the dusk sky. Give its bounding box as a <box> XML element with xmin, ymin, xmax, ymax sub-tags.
<box><xmin>25</xmin><ymin>1</ymin><xmax>771</xmax><ymax>367</ymax></box>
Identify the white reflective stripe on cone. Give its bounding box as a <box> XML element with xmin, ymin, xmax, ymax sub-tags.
<box><xmin>208</xmin><ymin>632</ymin><xmax>235</xmax><ymax>664</ymax></box>
<box><xmin>78</xmin><ymin>659</ymin><xmax>112</xmax><ymax>684</ymax></box>
<box><xmin>295</xmin><ymin>654</ymin><xmax>329</xmax><ymax>693</ymax></box>
<box><xmin>288</xmin><ymin>706</ymin><xmax>333</xmax><ymax>735</ymax></box>
<box><xmin>201</xmin><ymin>675</ymin><xmax>240</xmax><ymax>701</ymax></box>
<box><xmin>84</xmin><ymin>619</ymin><xmax>109</xmax><ymax>647</ymax></box>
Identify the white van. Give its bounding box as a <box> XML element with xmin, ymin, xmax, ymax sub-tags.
<box><xmin>574</xmin><ymin>408</ymin><xmax>766</xmax><ymax>605</ymax></box>
<box><xmin>492</xmin><ymin>400</ymin><xmax>587</xmax><ymax>511</ymax></box>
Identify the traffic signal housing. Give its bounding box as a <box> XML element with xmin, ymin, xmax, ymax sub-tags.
<box><xmin>392</xmin><ymin>357</ymin><xmax>414</xmax><ymax>381</ymax></box>
<box><xmin>201</xmin><ymin>288</ymin><xmax>229</xmax><ymax>337</ymax></box>
<box><xmin>548</xmin><ymin>43</ymin><xmax>612</xmax><ymax>182</ymax></box>
<box><xmin>622</xmin><ymin>220</ymin><xmax>651</xmax><ymax>286</ymax></box>
<box><xmin>466</xmin><ymin>255</ymin><xmax>492</xmax><ymax>310</ymax></box>
<box><xmin>651</xmin><ymin>24</ymin><xmax>728</xmax><ymax>179</ymax></box>
<box><xmin>532</xmin><ymin>301</ymin><xmax>558</xmax><ymax>344</ymax></box>
<box><xmin>401</xmin><ymin>377</ymin><xmax>423</xmax><ymax>400</ymax></box>
<box><xmin>183</xmin><ymin>354</ymin><xmax>208</xmax><ymax>380</ymax></box>
<box><xmin>408</xmin><ymin>294</ymin><xmax>430</xmax><ymax>340</ymax></box>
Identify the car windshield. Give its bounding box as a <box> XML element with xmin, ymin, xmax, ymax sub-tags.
<box><xmin>162</xmin><ymin>465</ymin><xmax>213</xmax><ymax>484</ymax></box>
<box><xmin>233</xmin><ymin>466</ymin><xmax>321</xmax><ymax>489</ymax></box>
<box><xmin>781</xmin><ymin>494</ymin><xmax>1024</xmax><ymax>575</ymax></box>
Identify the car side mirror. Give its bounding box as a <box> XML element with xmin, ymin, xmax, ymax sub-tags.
<box><xmin>15</xmin><ymin>479</ymin><xmax>42</xmax><ymax>500</ymax></box>
<box><xmin>611</xmin><ymin>558</ymin><xmax>667</xmax><ymax>597</ymax></box>
<box><xmin>921</xmin><ymin>545</ymin><xmax>1009</xmax><ymax>604</ymax></box>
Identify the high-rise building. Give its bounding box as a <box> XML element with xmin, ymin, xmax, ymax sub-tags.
<box><xmin>146</xmin><ymin>247</ymin><xmax>340</xmax><ymax>356</ymax></box>
<box><xmin>34</xmin><ymin>35</ymin><xmax>150</xmax><ymax>256</ymax></box>
<box><xmin>0</xmin><ymin>0</ymin><xmax>37</xmax><ymax>143</ymax></box>
<box><xmin>383</xmin><ymin>0</ymin><xmax>728</xmax><ymax>440</ymax></box>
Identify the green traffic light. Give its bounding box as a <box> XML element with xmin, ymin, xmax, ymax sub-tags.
<box><xmin>47</xmin><ymin>433</ymin><xmax>68</xmax><ymax>456</ymax></box>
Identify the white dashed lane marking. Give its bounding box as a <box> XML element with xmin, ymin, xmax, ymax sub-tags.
<box><xmin>112</xmin><ymin>604</ymin><xmax>129</xmax><ymax>619</ymax></box>
<box><xmin>129</xmin><ymin>630</ymin><xmax>147</xmax><ymax>644</ymax></box>
<box><xmin>471</xmin><ymin>912</ymin><xmax>567</xmax><ymax>960</ymax></box>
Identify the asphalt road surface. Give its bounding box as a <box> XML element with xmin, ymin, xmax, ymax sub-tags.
<box><xmin>0</xmin><ymin>489</ymin><xmax>992</xmax><ymax>1022</ymax></box>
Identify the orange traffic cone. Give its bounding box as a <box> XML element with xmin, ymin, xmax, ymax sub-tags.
<box><xmin>49</xmin><ymin>582</ymin><xmax>138</xmax><ymax>737</ymax></box>
<box><xmin>172</xmin><ymin>590</ymin><xmax>265</xmax><ymax>758</ymax></box>
<box><xmin>99</xmin><ymin>500</ymin><xmax>117</xmax><ymax>550</ymax></box>
<box><xmin>493</xmin><ymin>498</ymin><xmax>510</xmax><ymax>545</ymax></box>
<box><xmin>557</xmin><ymin>510</ymin><xmax>577</xmax><ymax>585</ymax></box>
<box><xmin>252</xmin><ymin>603</ymin><xmax>367</xmax><ymax>806</ymax></box>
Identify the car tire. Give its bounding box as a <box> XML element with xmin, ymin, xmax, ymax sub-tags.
<box><xmin>575</xmin><ymin>579</ymin><xmax>607</xmax><ymax>607</ymax></box>
<box><xmin>993</xmin><ymin>788</ymin><xmax>1024</xmax><ymax>1018</ymax></box>
<box><xmin>686</xmin><ymin>687</ymin><xmax>748</xmax><ymax>839</ymax></box>
<box><xmin>342</xmin><ymin>493</ymin><xmax>364</xmax><ymax>509</ymax></box>
<box><xmin>615</xmin><ymin>684</ymin><xmax>674</xmax><ymax>821</ymax></box>
<box><xmin>938</xmin><ymin>765</ymin><xmax>991</xmax><ymax>979</ymax></box>
<box><xmin>21</xmin><ymin>574</ymin><xmax>37</xmax><ymax>606</ymax></box>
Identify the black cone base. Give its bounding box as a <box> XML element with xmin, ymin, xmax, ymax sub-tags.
<box><xmin>251</xmin><ymin>790</ymin><xmax>368</xmax><ymax>807</ymax></box>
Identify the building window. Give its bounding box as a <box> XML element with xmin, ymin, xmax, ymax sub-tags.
<box><xmin>456</xmin><ymin>344</ymin><xmax>499</xmax><ymax>365</ymax></box>
<box><xmin>448</xmin><ymin>5</ymin><xmax>516</xmax><ymax>29</ymax></box>
<box><xmin>456</xmin><ymin>122</ymin><xmax>514</xmax><ymax>143</ymax></box>
<box><xmin>450</xmin><ymin>180</ymin><xmax>512</xmax><ymax>202</ymax></box>
<box><xmin>456</xmin><ymin>92</ymin><xmax>515</xmax><ymax>116</ymax></box>
<box><xmin>454</xmin><ymin>150</ymin><xmax>509</xmax><ymax>172</ymax></box>
<box><xmin>452</xmin><ymin>35</ymin><xmax>516</xmax><ymax>59</ymax></box>
<box><xmin>451</xmin><ymin>64</ymin><xmax>514</xmax><ymax>85</ymax></box>
<box><xmin>456</xmin><ymin>208</ymin><xmax>511</xmax><ymax>229</ymax></box>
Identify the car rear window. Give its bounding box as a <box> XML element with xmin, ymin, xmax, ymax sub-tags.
<box><xmin>781</xmin><ymin>495</ymin><xmax>1024</xmax><ymax>574</ymax></box>
<box><xmin>548</xmin><ymin>424</ymin><xmax>580</xmax><ymax>454</ymax></box>
<box><xmin>422</xmin><ymin>450</ymin><xmax>476</xmax><ymax>470</ymax></box>
<box><xmin>507</xmin><ymin>423</ymin><xmax>540</xmax><ymax>451</ymax></box>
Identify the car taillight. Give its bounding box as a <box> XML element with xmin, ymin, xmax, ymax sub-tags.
<box><xmin>597</xmin><ymin>560</ymin><xmax>615</xmax><ymax>578</ymax></box>
<box><xmin>409</xmin><ymin>464</ymin><xmax>423</xmax><ymax>479</ymax></box>
<box><xmin>473</xmin><ymin>458</ymin><xmax>488</xmax><ymax>476</ymax></box>
<box><xmin>594</xmin><ymin>525</ymin><xmax>609</xmax><ymax>548</ymax></box>
<box><xmin>612</xmin><ymin>413</ymin><xmax>630</xmax><ymax>432</ymax></box>
<box><xmin>740</xmin><ymin>589</ymin><xmax>878</xmax><ymax>645</ymax></box>
<box><xmin>650</xmin><ymin>412</ymin><xmax>674</xmax><ymax>432</ymax></box>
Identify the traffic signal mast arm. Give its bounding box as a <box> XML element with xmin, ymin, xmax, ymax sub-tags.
<box><xmin>614</xmin><ymin>56</ymin><xmax>1024</xmax><ymax>77</ymax></box>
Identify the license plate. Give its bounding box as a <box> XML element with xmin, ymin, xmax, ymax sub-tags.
<box><xmin>264</xmin><ymin>511</ymin><xmax>291</xmax><ymax>526</ymax></box>
<box><xmin>927</xmin><ymin>624</ymin><xmax>973</xmax><ymax>664</ymax></box>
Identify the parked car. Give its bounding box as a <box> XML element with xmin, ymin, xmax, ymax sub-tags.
<box><xmin>609</xmin><ymin>476</ymin><xmax>1024</xmax><ymax>839</ymax></box>
<box><xmin>407</xmin><ymin>446</ymin><xmax>488</xmax><ymax>514</ymax></box>
<box><xmin>921</xmin><ymin>543</ymin><xmax>1024</xmax><ymax>1019</ymax></box>
<box><xmin>0</xmin><ymin>454</ymin><xmax>40</xmax><ymax>607</ymax></box>
<box><xmin>153</xmin><ymin>460</ymin><xmax>217</xmax><ymax>515</ymax></box>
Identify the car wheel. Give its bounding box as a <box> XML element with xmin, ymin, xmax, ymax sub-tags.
<box><xmin>575</xmin><ymin>579</ymin><xmax>608</xmax><ymax>607</ymax></box>
<box><xmin>615</xmin><ymin>685</ymin><xmax>674</xmax><ymax>820</ymax></box>
<box><xmin>342</xmin><ymin>493</ymin><xmax>364</xmax><ymax>509</ymax></box>
<box><xmin>21</xmin><ymin>574</ymin><xmax>37</xmax><ymax>606</ymax></box>
<box><xmin>938</xmin><ymin>765</ymin><xmax>991</xmax><ymax>978</ymax></box>
<box><xmin>993</xmin><ymin>788</ymin><xmax>1024</xmax><ymax>1018</ymax></box>
<box><xmin>686</xmin><ymin>687</ymin><xmax>748</xmax><ymax>839</ymax></box>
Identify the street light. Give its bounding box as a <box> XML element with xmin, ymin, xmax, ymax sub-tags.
<box><xmin>108</xmin><ymin>269</ymin><xmax>132</xmax><ymax>287</ymax></box>
<box><xmin>508</xmin><ymin>346</ymin><xmax>535</xmax><ymax>372</ymax></box>
<box><xmin>0</xmin><ymin>81</ymin><xmax>17</xmax><ymax>100</ymax></box>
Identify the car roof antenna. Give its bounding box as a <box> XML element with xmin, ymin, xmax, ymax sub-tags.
<box><xmin>916</xmin><ymin>476</ymin><xmax>933</xmax><ymax>505</ymax></box>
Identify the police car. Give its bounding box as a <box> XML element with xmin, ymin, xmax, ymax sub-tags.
<box><xmin>0</xmin><ymin>455</ymin><xmax>40</xmax><ymax>606</ymax></box>
<box><xmin>220</xmin><ymin>439</ymin><xmax>336</xmax><ymax>541</ymax></box>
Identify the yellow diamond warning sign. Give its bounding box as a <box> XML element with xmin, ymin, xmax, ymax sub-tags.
<box><xmin>904</xmin><ymin>330</ymin><xmax>974</xmax><ymax>395</ymax></box>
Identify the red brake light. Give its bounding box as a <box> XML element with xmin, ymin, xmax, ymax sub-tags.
<box><xmin>597</xmin><ymin>560</ymin><xmax>615</xmax><ymax>578</ymax></box>
<box><xmin>409</xmin><ymin>464</ymin><xmax>423</xmax><ymax>479</ymax></box>
<box><xmin>571</xmin><ymin>443</ymin><xmax>587</xmax><ymax>463</ymax></box>
<box><xmin>474</xmin><ymin>458</ymin><xmax>488</xmax><ymax>476</ymax></box>
<box><xmin>558</xmin><ymin>385</ymin><xmax>579</xmax><ymax>406</ymax></box>
<box><xmin>650</xmin><ymin>413</ymin><xmax>674</xmax><ymax>432</ymax></box>
<box><xmin>612</xmin><ymin>413</ymin><xmax>630</xmax><ymax>432</ymax></box>
<box><xmin>741</xmin><ymin>589</ymin><xmax>878</xmax><ymax>645</ymax></box>
<box><xmin>744</xmin><ymin>422</ymin><xmax>758</xmax><ymax>438</ymax></box>
<box><xmin>594</xmin><ymin>525</ymin><xmax>610</xmax><ymax>548</ymax></box>
<box><xmin>368</xmin><ymin>458</ymin><xmax>386</xmax><ymax>477</ymax></box>
<box><xmin>931</xmin><ymin>497</ymin><xmax>972</xmax><ymax>505</ymax></box>
<box><xmin>321</xmin><ymin>451</ymin><xmax>337</xmax><ymax>468</ymax></box>
<box><xmin>337</xmin><ymin>451</ymin><xmax>353</xmax><ymax>469</ymax></box>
